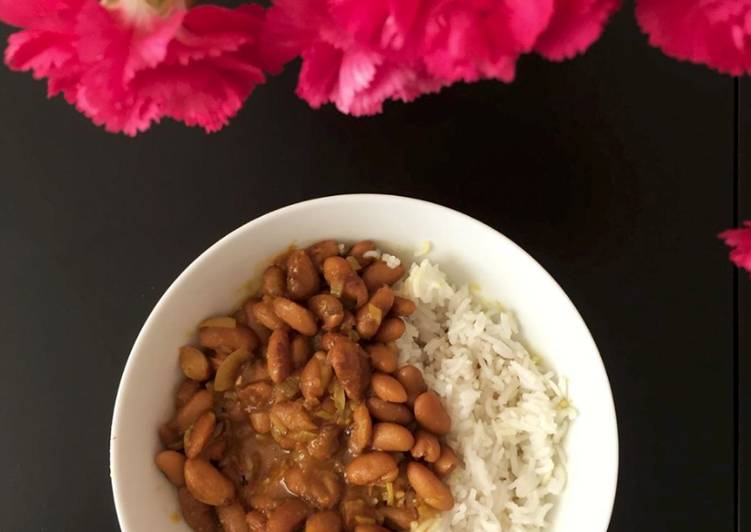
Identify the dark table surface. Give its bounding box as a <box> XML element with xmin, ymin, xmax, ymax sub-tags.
<box><xmin>0</xmin><ymin>4</ymin><xmax>747</xmax><ymax>532</ymax></box>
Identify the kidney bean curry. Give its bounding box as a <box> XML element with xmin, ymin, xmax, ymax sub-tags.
<box><xmin>155</xmin><ymin>240</ymin><xmax>458</xmax><ymax>532</ymax></box>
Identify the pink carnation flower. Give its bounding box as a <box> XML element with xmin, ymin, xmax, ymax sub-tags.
<box><xmin>264</xmin><ymin>0</ymin><xmax>620</xmax><ymax>115</ymax></box>
<box><xmin>0</xmin><ymin>0</ymin><xmax>277</xmax><ymax>135</ymax></box>
<box><xmin>636</xmin><ymin>0</ymin><xmax>751</xmax><ymax>75</ymax></box>
<box><xmin>720</xmin><ymin>221</ymin><xmax>751</xmax><ymax>275</ymax></box>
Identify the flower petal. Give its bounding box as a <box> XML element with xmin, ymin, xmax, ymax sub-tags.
<box><xmin>535</xmin><ymin>0</ymin><xmax>620</xmax><ymax>61</ymax></box>
<box><xmin>720</xmin><ymin>221</ymin><xmax>751</xmax><ymax>273</ymax></box>
<box><xmin>297</xmin><ymin>41</ymin><xmax>342</xmax><ymax>108</ymax></box>
<box><xmin>0</xmin><ymin>0</ymin><xmax>84</xmax><ymax>31</ymax></box>
<box><xmin>636</xmin><ymin>0</ymin><xmax>751</xmax><ymax>75</ymax></box>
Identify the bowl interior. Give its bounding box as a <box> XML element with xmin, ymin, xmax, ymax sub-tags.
<box><xmin>111</xmin><ymin>194</ymin><xmax>618</xmax><ymax>532</ymax></box>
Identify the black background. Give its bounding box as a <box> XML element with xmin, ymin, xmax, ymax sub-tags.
<box><xmin>0</xmin><ymin>4</ymin><xmax>746</xmax><ymax>532</ymax></box>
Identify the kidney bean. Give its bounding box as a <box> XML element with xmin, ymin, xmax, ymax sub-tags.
<box><xmin>410</xmin><ymin>430</ymin><xmax>440</xmax><ymax>462</ymax></box>
<box><xmin>266</xmin><ymin>328</ymin><xmax>292</xmax><ymax>384</ymax></box>
<box><xmin>267</xmin><ymin>499</ymin><xmax>310</xmax><ymax>532</ymax></box>
<box><xmin>214</xmin><ymin>348</ymin><xmax>252</xmax><ymax>391</ymax></box>
<box><xmin>201</xmin><ymin>316</ymin><xmax>239</xmax><ymax>328</ymax></box>
<box><xmin>348</xmin><ymin>403</ymin><xmax>372</xmax><ymax>455</ymax></box>
<box><xmin>329</xmin><ymin>336</ymin><xmax>369</xmax><ymax>401</ymax></box>
<box><xmin>273</xmin><ymin>297</ymin><xmax>318</xmax><ymax>336</ymax></box>
<box><xmin>371</xmin><ymin>373</ymin><xmax>408</xmax><ymax>403</ymax></box>
<box><xmin>355</xmin><ymin>286</ymin><xmax>394</xmax><ymax>339</ymax></box>
<box><xmin>243</xmin><ymin>298</ymin><xmax>272</xmax><ymax>344</ymax></box>
<box><xmin>291</xmin><ymin>334</ymin><xmax>312</xmax><ymax>368</ymax></box>
<box><xmin>319</xmin><ymin>332</ymin><xmax>341</xmax><ymax>351</ymax></box>
<box><xmin>322</xmin><ymin>256</ymin><xmax>368</xmax><ymax>308</ymax></box>
<box><xmin>413</xmin><ymin>391</ymin><xmax>451</xmax><ymax>435</ymax></box>
<box><xmin>200</xmin><ymin>437</ymin><xmax>227</xmax><ymax>461</ymax></box>
<box><xmin>261</xmin><ymin>265</ymin><xmax>286</xmax><ymax>297</ymax></box>
<box><xmin>373</xmin><ymin>318</ymin><xmax>405</xmax><ymax>343</ymax></box>
<box><xmin>159</xmin><ymin>423</ymin><xmax>181</xmax><ymax>449</ymax></box>
<box><xmin>179</xmin><ymin>346</ymin><xmax>212</xmax><ymax>382</ymax></box>
<box><xmin>345</xmin><ymin>452</ymin><xmax>399</xmax><ymax>486</ymax></box>
<box><xmin>347</xmin><ymin>240</ymin><xmax>376</xmax><ymax>267</ymax></box>
<box><xmin>175</xmin><ymin>389</ymin><xmax>213</xmax><ymax>433</ymax></box>
<box><xmin>433</xmin><ymin>444</ymin><xmax>459</xmax><ymax>476</ymax></box>
<box><xmin>365</xmin><ymin>344</ymin><xmax>398</xmax><ymax>373</ymax></box>
<box><xmin>395</xmin><ymin>366</ymin><xmax>427</xmax><ymax>406</ymax></box>
<box><xmin>307</xmin><ymin>240</ymin><xmax>341</xmax><ymax>270</ymax></box>
<box><xmin>217</xmin><ymin>502</ymin><xmax>249</xmax><ymax>532</ymax></box>
<box><xmin>362</xmin><ymin>260</ymin><xmax>406</xmax><ymax>292</ymax></box>
<box><xmin>155</xmin><ymin>450</ymin><xmax>186</xmax><ymax>486</ymax></box>
<box><xmin>308</xmin><ymin>294</ymin><xmax>344</xmax><ymax>330</ymax></box>
<box><xmin>390</xmin><ymin>296</ymin><xmax>416</xmax><ymax>317</ymax></box>
<box><xmin>184</xmin><ymin>411</ymin><xmax>216</xmax><ymax>459</ymax></box>
<box><xmin>177</xmin><ymin>486</ymin><xmax>218</xmax><ymax>532</ymax></box>
<box><xmin>184</xmin><ymin>458</ymin><xmax>235</xmax><ymax>506</ymax></box>
<box><xmin>300</xmin><ymin>351</ymin><xmax>333</xmax><ymax>404</ymax></box>
<box><xmin>175</xmin><ymin>379</ymin><xmax>201</xmax><ymax>409</ymax></box>
<box><xmin>305</xmin><ymin>511</ymin><xmax>342</xmax><ymax>532</ymax></box>
<box><xmin>371</xmin><ymin>422</ymin><xmax>414</xmax><ymax>452</ymax></box>
<box><xmin>406</xmin><ymin>462</ymin><xmax>453</xmax><ymax>511</ymax></box>
<box><xmin>251</xmin><ymin>299</ymin><xmax>286</xmax><ymax>331</ymax></box>
<box><xmin>287</xmin><ymin>249</ymin><xmax>321</xmax><ymax>301</ymax></box>
<box><xmin>366</xmin><ymin>397</ymin><xmax>413</xmax><ymax>425</ymax></box>
<box><xmin>199</xmin><ymin>326</ymin><xmax>259</xmax><ymax>355</ymax></box>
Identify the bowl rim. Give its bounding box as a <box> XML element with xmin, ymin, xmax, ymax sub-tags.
<box><xmin>110</xmin><ymin>193</ymin><xmax>619</xmax><ymax>531</ymax></box>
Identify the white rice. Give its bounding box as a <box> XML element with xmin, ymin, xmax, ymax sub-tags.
<box><xmin>360</xmin><ymin>248</ymin><xmax>401</xmax><ymax>270</ymax></box>
<box><xmin>396</xmin><ymin>259</ymin><xmax>576</xmax><ymax>532</ymax></box>
<box><xmin>381</xmin><ymin>253</ymin><xmax>401</xmax><ymax>269</ymax></box>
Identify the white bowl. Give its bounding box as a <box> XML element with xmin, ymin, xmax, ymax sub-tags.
<box><xmin>110</xmin><ymin>194</ymin><xmax>618</xmax><ymax>532</ymax></box>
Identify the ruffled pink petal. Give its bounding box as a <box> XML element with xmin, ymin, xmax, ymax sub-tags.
<box><xmin>336</xmin><ymin>46</ymin><xmax>381</xmax><ymax>110</ymax></box>
<box><xmin>4</xmin><ymin>27</ymin><xmax>82</xmax><ymax>101</ymax></box>
<box><xmin>296</xmin><ymin>41</ymin><xmax>343</xmax><ymax>108</ymax></box>
<box><xmin>0</xmin><ymin>0</ymin><xmax>84</xmax><ymax>102</ymax></box>
<box><xmin>636</xmin><ymin>0</ymin><xmax>751</xmax><ymax>75</ymax></box>
<box><xmin>719</xmin><ymin>221</ymin><xmax>751</xmax><ymax>273</ymax></box>
<box><xmin>76</xmin><ymin>53</ymin><xmax>265</xmax><ymax>136</ymax></box>
<box><xmin>343</xmin><ymin>61</ymin><xmax>445</xmax><ymax>115</ymax></box>
<box><xmin>424</xmin><ymin>0</ymin><xmax>554</xmax><ymax>83</ymax></box>
<box><xmin>5</xmin><ymin>29</ymin><xmax>74</xmax><ymax>78</ymax></box>
<box><xmin>295</xmin><ymin>32</ymin><xmax>443</xmax><ymax>115</ymax></box>
<box><xmin>262</xmin><ymin>0</ymin><xmax>328</xmax><ymax>67</ymax></box>
<box><xmin>535</xmin><ymin>0</ymin><xmax>620</xmax><ymax>60</ymax></box>
<box><xmin>0</xmin><ymin>0</ymin><xmax>84</xmax><ymax>31</ymax></box>
<box><xmin>132</xmin><ymin>58</ymin><xmax>264</xmax><ymax>134</ymax></box>
<box><xmin>173</xmin><ymin>4</ymin><xmax>268</xmax><ymax>68</ymax></box>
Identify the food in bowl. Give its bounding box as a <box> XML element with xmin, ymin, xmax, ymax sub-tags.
<box><xmin>153</xmin><ymin>239</ymin><xmax>575</xmax><ymax>532</ymax></box>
